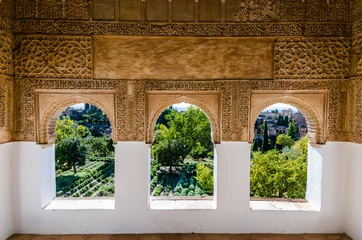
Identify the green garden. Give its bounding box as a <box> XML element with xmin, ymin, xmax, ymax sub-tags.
<box><xmin>150</xmin><ymin>105</ymin><xmax>214</xmax><ymax>197</ymax></box>
<box><xmin>55</xmin><ymin>105</ymin><xmax>115</xmax><ymax>198</ymax></box>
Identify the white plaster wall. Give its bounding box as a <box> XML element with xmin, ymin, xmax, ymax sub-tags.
<box><xmin>306</xmin><ymin>144</ymin><xmax>323</xmax><ymax>210</ymax></box>
<box><xmin>12</xmin><ymin>142</ymin><xmax>347</xmax><ymax>234</ymax></box>
<box><xmin>344</xmin><ymin>143</ymin><xmax>362</xmax><ymax>240</ymax></box>
<box><xmin>0</xmin><ymin>143</ymin><xmax>14</xmax><ymax>240</ymax></box>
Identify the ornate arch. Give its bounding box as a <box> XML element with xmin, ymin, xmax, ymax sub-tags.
<box><xmin>37</xmin><ymin>94</ymin><xmax>117</xmax><ymax>145</ymax></box>
<box><xmin>249</xmin><ymin>95</ymin><xmax>326</xmax><ymax>145</ymax></box>
<box><xmin>146</xmin><ymin>96</ymin><xmax>220</xmax><ymax>144</ymax></box>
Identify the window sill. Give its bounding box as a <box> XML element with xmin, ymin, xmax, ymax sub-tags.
<box><xmin>250</xmin><ymin>199</ymin><xmax>318</xmax><ymax>211</ymax></box>
<box><xmin>44</xmin><ymin>198</ymin><xmax>115</xmax><ymax>210</ymax></box>
<box><xmin>150</xmin><ymin>198</ymin><xmax>216</xmax><ymax>210</ymax></box>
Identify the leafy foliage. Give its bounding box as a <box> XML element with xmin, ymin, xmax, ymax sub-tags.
<box><xmin>250</xmin><ymin>136</ymin><xmax>308</xmax><ymax>198</ymax></box>
<box><xmin>276</xmin><ymin>134</ymin><xmax>294</xmax><ymax>151</ymax></box>
<box><xmin>195</xmin><ymin>164</ymin><xmax>214</xmax><ymax>194</ymax></box>
<box><xmin>55</xmin><ymin>136</ymin><xmax>88</xmax><ymax>174</ymax></box>
<box><xmin>152</xmin><ymin>105</ymin><xmax>214</xmax><ymax>171</ymax></box>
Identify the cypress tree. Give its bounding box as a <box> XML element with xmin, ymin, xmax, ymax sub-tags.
<box><xmin>284</xmin><ymin>116</ymin><xmax>289</xmax><ymax>127</ymax></box>
<box><xmin>287</xmin><ymin>120</ymin><xmax>297</xmax><ymax>140</ymax></box>
<box><xmin>262</xmin><ymin>120</ymin><xmax>269</xmax><ymax>153</ymax></box>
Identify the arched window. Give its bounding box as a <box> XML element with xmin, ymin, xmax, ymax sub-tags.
<box><xmin>54</xmin><ymin>103</ymin><xmax>115</xmax><ymax>199</ymax></box>
<box><xmin>149</xmin><ymin>102</ymin><xmax>216</xmax><ymax>208</ymax></box>
<box><xmin>250</xmin><ymin>103</ymin><xmax>321</xmax><ymax>211</ymax></box>
<box><xmin>251</xmin><ymin>103</ymin><xmax>308</xmax><ymax>199</ymax></box>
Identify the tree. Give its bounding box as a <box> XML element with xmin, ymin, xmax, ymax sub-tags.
<box><xmin>156</xmin><ymin>106</ymin><xmax>174</xmax><ymax>128</ymax></box>
<box><xmin>288</xmin><ymin>120</ymin><xmax>297</xmax><ymax>140</ymax></box>
<box><xmin>262</xmin><ymin>120</ymin><xmax>269</xmax><ymax>152</ymax></box>
<box><xmin>283</xmin><ymin>116</ymin><xmax>289</xmax><ymax>127</ymax></box>
<box><xmin>56</xmin><ymin>116</ymin><xmax>77</xmax><ymax>143</ymax></box>
<box><xmin>153</xmin><ymin>138</ymin><xmax>189</xmax><ymax>173</ymax></box>
<box><xmin>152</xmin><ymin>106</ymin><xmax>214</xmax><ymax>162</ymax></box>
<box><xmin>55</xmin><ymin>137</ymin><xmax>88</xmax><ymax>174</ymax></box>
<box><xmin>276</xmin><ymin>134</ymin><xmax>294</xmax><ymax>151</ymax></box>
<box><xmin>277</xmin><ymin>115</ymin><xmax>283</xmax><ymax>126</ymax></box>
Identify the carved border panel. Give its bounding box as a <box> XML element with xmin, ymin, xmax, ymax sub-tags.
<box><xmin>13</xmin><ymin>21</ymin><xmax>349</xmax><ymax>37</ymax></box>
<box><xmin>14</xmin><ymin>35</ymin><xmax>92</xmax><ymax>79</ymax></box>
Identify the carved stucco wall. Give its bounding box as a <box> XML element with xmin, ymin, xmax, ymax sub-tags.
<box><xmin>0</xmin><ymin>0</ymin><xmax>13</xmax><ymax>144</ymax></box>
<box><xmin>7</xmin><ymin>0</ymin><xmax>362</xmax><ymax>145</ymax></box>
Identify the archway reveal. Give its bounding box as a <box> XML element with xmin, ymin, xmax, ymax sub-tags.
<box><xmin>249</xmin><ymin>91</ymin><xmax>328</xmax><ymax>145</ymax></box>
<box><xmin>35</xmin><ymin>90</ymin><xmax>117</xmax><ymax>145</ymax></box>
<box><xmin>146</xmin><ymin>91</ymin><xmax>222</xmax><ymax>144</ymax></box>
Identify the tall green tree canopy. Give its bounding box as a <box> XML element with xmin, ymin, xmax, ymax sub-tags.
<box><xmin>152</xmin><ymin>105</ymin><xmax>214</xmax><ymax>168</ymax></box>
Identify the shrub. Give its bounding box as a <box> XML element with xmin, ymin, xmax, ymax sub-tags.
<box><xmin>181</xmin><ymin>188</ymin><xmax>188</xmax><ymax>196</ymax></box>
<box><xmin>173</xmin><ymin>185</ymin><xmax>182</xmax><ymax>193</ymax></box>
<box><xmin>72</xmin><ymin>192</ymin><xmax>80</xmax><ymax>197</ymax></box>
<box><xmin>187</xmin><ymin>190</ymin><xmax>195</xmax><ymax>196</ymax></box>
<box><xmin>173</xmin><ymin>192</ymin><xmax>181</xmax><ymax>196</ymax></box>
<box><xmin>83</xmin><ymin>190</ymin><xmax>93</xmax><ymax>197</ymax></box>
<box><xmin>195</xmin><ymin>164</ymin><xmax>213</xmax><ymax>194</ymax></box>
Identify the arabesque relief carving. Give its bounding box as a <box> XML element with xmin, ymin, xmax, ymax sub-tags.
<box><xmin>275</xmin><ymin>38</ymin><xmax>350</xmax><ymax>79</ymax></box>
<box><xmin>14</xmin><ymin>36</ymin><xmax>92</xmax><ymax>79</ymax></box>
<box><xmin>0</xmin><ymin>76</ymin><xmax>13</xmax><ymax>143</ymax></box>
<box><xmin>15</xmin><ymin>0</ymin><xmax>89</xmax><ymax>20</ymax></box>
<box><xmin>13</xmin><ymin>78</ymin><xmax>345</xmax><ymax>145</ymax></box>
<box><xmin>352</xmin><ymin>37</ymin><xmax>362</xmax><ymax>76</ymax></box>
<box><xmin>233</xmin><ymin>0</ymin><xmax>278</xmax><ymax>21</ymax></box>
<box><xmin>13</xmin><ymin>21</ymin><xmax>349</xmax><ymax>37</ymax></box>
<box><xmin>0</xmin><ymin>34</ymin><xmax>13</xmax><ymax>76</ymax></box>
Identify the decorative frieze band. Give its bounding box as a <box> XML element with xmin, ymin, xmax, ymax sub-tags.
<box><xmin>13</xmin><ymin>78</ymin><xmax>345</xmax><ymax>144</ymax></box>
<box><xmin>13</xmin><ymin>21</ymin><xmax>349</xmax><ymax>37</ymax></box>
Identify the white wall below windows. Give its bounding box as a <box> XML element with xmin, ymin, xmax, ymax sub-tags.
<box><xmin>7</xmin><ymin>141</ymin><xmax>351</xmax><ymax>235</ymax></box>
<box><xmin>0</xmin><ymin>143</ymin><xmax>14</xmax><ymax>240</ymax></box>
<box><xmin>344</xmin><ymin>143</ymin><xmax>362</xmax><ymax>240</ymax></box>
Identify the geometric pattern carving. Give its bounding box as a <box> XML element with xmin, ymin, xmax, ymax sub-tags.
<box><xmin>13</xmin><ymin>21</ymin><xmax>349</xmax><ymax>37</ymax></box>
<box><xmin>305</xmin><ymin>0</ymin><xmax>348</xmax><ymax>23</ymax></box>
<box><xmin>275</xmin><ymin>38</ymin><xmax>350</xmax><ymax>79</ymax></box>
<box><xmin>279</xmin><ymin>0</ymin><xmax>304</xmax><ymax>22</ymax></box>
<box><xmin>0</xmin><ymin>0</ymin><xmax>12</xmax><ymax>33</ymax></box>
<box><xmin>64</xmin><ymin>0</ymin><xmax>89</xmax><ymax>20</ymax></box>
<box><xmin>352</xmin><ymin>37</ymin><xmax>362</xmax><ymax>76</ymax></box>
<box><xmin>352</xmin><ymin>0</ymin><xmax>362</xmax><ymax>22</ymax></box>
<box><xmin>15</xmin><ymin>0</ymin><xmax>89</xmax><ymax>20</ymax></box>
<box><xmin>14</xmin><ymin>36</ymin><xmax>92</xmax><ymax>79</ymax></box>
<box><xmin>0</xmin><ymin>34</ymin><xmax>13</xmax><ymax>76</ymax></box>
<box><xmin>233</xmin><ymin>0</ymin><xmax>278</xmax><ymax>21</ymax></box>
